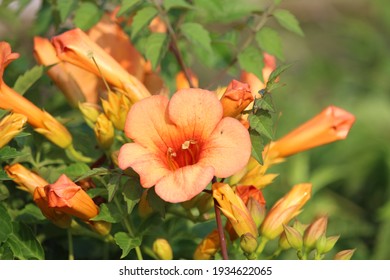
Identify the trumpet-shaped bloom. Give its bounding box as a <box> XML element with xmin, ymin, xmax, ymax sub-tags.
<box><xmin>260</xmin><ymin>183</ymin><xmax>312</xmax><ymax>240</ymax></box>
<box><xmin>267</xmin><ymin>106</ymin><xmax>356</xmax><ymax>159</ymax></box>
<box><xmin>118</xmin><ymin>88</ymin><xmax>251</xmax><ymax>203</ymax></box>
<box><xmin>0</xmin><ymin>41</ymin><xmax>73</xmax><ymax>148</ymax></box>
<box><xmin>51</xmin><ymin>28</ymin><xmax>151</xmax><ymax>103</ymax></box>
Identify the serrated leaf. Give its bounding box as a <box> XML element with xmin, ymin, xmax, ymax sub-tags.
<box><xmin>117</xmin><ymin>0</ymin><xmax>142</xmax><ymax>16</ymax></box>
<box><xmin>12</xmin><ymin>65</ymin><xmax>44</xmax><ymax>95</ymax></box>
<box><xmin>256</xmin><ymin>27</ymin><xmax>284</xmax><ymax>61</ymax></box>
<box><xmin>56</xmin><ymin>0</ymin><xmax>77</xmax><ymax>22</ymax></box>
<box><xmin>114</xmin><ymin>232</ymin><xmax>142</xmax><ymax>259</ymax></box>
<box><xmin>91</xmin><ymin>203</ymin><xmax>122</xmax><ymax>223</ymax></box>
<box><xmin>250</xmin><ymin>129</ymin><xmax>264</xmax><ymax>165</ymax></box>
<box><xmin>75</xmin><ymin>167</ymin><xmax>109</xmax><ymax>182</ymax></box>
<box><xmin>266</xmin><ymin>63</ymin><xmax>293</xmax><ymax>92</ymax></box>
<box><xmin>7</xmin><ymin>222</ymin><xmax>44</xmax><ymax>260</ymax></box>
<box><xmin>73</xmin><ymin>2</ymin><xmax>103</xmax><ymax>31</ymax></box>
<box><xmin>254</xmin><ymin>93</ymin><xmax>275</xmax><ymax>112</ymax></box>
<box><xmin>145</xmin><ymin>33</ymin><xmax>169</xmax><ymax>70</ymax></box>
<box><xmin>131</xmin><ymin>7</ymin><xmax>158</xmax><ymax>39</ymax></box>
<box><xmin>180</xmin><ymin>22</ymin><xmax>212</xmax><ymax>52</ymax></box>
<box><xmin>164</xmin><ymin>0</ymin><xmax>193</xmax><ymax>10</ymax></box>
<box><xmin>0</xmin><ymin>204</ymin><xmax>12</xmax><ymax>243</ymax></box>
<box><xmin>238</xmin><ymin>45</ymin><xmax>264</xmax><ymax>82</ymax></box>
<box><xmin>273</xmin><ymin>9</ymin><xmax>304</xmax><ymax>36</ymax></box>
<box><xmin>249</xmin><ymin>110</ymin><xmax>274</xmax><ymax>140</ymax></box>
<box><xmin>0</xmin><ymin>146</ymin><xmax>29</xmax><ymax>162</ymax></box>
<box><xmin>122</xmin><ymin>178</ymin><xmax>142</xmax><ymax>214</ymax></box>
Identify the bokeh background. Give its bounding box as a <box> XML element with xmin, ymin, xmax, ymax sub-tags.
<box><xmin>1</xmin><ymin>0</ymin><xmax>389</xmax><ymax>259</ymax></box>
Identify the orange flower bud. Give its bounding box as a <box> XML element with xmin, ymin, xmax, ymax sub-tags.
<box><xmin>94</xmin><ymin>113</ymin><xmax>114</xmax><ymax>150</ymax></box>
<box><xmin>193</xmin><ymin>229</ymin><xmax>220</xmax><ymax>260</ymax></box>
<box><xmin>1</xmin><ymin>41</ymin><xmax>73</xmax><ymax>149</ymax></box>
<box><xmin>220</xmin><ymin>80</ymin><xmax>254</xmax><ymax>118</ymax></box>
<box><xmin>175</xmin><ymin>70</ymin><xmax>199</xmax><ymax>90</ymax></box>
<box><xmin>303</xmin><ymin>215</ymin><xmax>328</xmax><ymax>250</ymax></box>
<box><xmin>260</xmin><ymin>183</ymin><xmax>312</xmax><ymax>240</ymax></box>
<box><xmin>153</xmin><ymin>238</ymin><xmax>173</xmax><ymax>260</ymax></box>
<box><xmin>267</xmin><ymin>106</ymin><xmax>356</xmax><ymax>159</ymax></box>
<box><xmin>0</xmin><ymin>113</ymin><xmax>27</xmax><ymax>148</ymax></box>
<box><xmin>212</xmin><ymin>183</ymin><xmax>258</xmax><ymax>238</ymax></box>
<box><xmin>333</xmin><ymin>249</ymin><xmax>356</xmax><ymax>260</ymax></box>
<box><xmin>33</xmin><ymin>186</ymin><xmax>73</xmax><ymax>229</ymax></box>
<box><xmin>51</xmin><ymin>28</ymin><xmax>151</xmax><ymax>103</ymax></box>
<box><xmin>101</xmin><ymin>90</ymin><xmax>132</xmax><ymax>130</ymax></box>
<box><xmin>44</xmin><ymin>174</ymin><xmax>99</xmax><ymax>221</ymax></box>
<box><xmin>4</xmin><ymin>163</ymin><xmax>48</xmax><ymax>195</ymax></box>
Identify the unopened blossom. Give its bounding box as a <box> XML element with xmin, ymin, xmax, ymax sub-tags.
<box><xmin>0</xmin><ymin>42</ymin><xmax>73</xmax><ymax>148</ymax></box>
<box><xmin>118</xmin><ymin>88</ymin><xmax>251</xmax><ymax>203</ymax></box>
<box><xmin>260</xmin><ymin>183</ymin><xmax>312</xmax><ymax>240</ymax></box>
<box><xmin>78</xmin><ymin>102</ymin><xmax>102</xmax><ymax>128</ymax></box>
<box><xmin>153</xmin><ymin>238</ymin><xmax>173</xmax><ymax>260</ymax></box>
<box><xmin>0</xmin><ymin>113</ymin><xmax>27</xmax><ymax>148</ymax></box>
<box><xmin>213</xmin><ymin>183</ymin><xmax>258</xmax><ymax>238</ymax></box>
<box><xmin>42</xmin><ymin>174</ymin><xmax>99</xmax><ymax>221</ymax></box>
<box><xmin>51</xmin><ymin>28</ymin><xmax>151</xmax><ymax>103</ymax></box>
<box><xmin>33</xmin><ymin>36</ymin><xmax>101</xmax><ymax>105</ymax></box>
<box><xmin>94</xmin><ymin>113</ymin><xmax>114</xmax><ymax>149</ymax></box>
<box><xmin>333</xmin><ymin>249</ymin><xmax>356</xmax><ymax>260</ymax></box>
<box><xmin>303</xmin><ymin>215</ymin><xmax>328</xmax><ymax>250</ymax></box>
<box><xmin>266</xmin><ymin>106</ymin><xmax>356</xmax><ymax>159</ymax></box>
<box><xmin>101</xmin><ymin>90</ymin><xmax>132</xmax><ymax>130</ymax></box>
<box><xmin>220</xmin><ymin>80</ymin><xmax>254</xmax><ymax>118</ymax></box>
<box><xmin>193</xmin><ymin>229</ymin><xmax>220</xmax><ymax>260</ymax></box>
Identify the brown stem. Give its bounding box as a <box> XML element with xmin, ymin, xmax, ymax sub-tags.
<box><xmin>152</xmin><ymin>0</ymin><xmax>195</xmax><ymax>88</ymax></box>
<box><xmin>214</xmin><ymin>198</ymin><xmax>229</xmax><ymax>260</ymax></box>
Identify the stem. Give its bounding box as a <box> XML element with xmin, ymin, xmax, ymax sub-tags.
<box><xmin>113</xmin><ymin>196</ymin><xmax>143</xmax><ymax>260</ymax></box>
<box><xmin>255</xmin><ymin>236</ymin><xmax>268</xmax><ymax>255</ymax></box>
<box><xmin>67</xmin><ymin>229</ymin><xmax>74</xmax><ymax>260</ymax></box>
<box><xmin>152</xmin><ymin>0</ymin><xmax>195</xmax><ymax>88</ymax></box>
<box><xmin>214</xmin><ymin>198</ymin><xmax>229</xmax><ymax>260</ymax></box>
<box><xmin>207</xmin><ymin>3</ymin><xmax>277</xmax><ymax>89</ymax></box>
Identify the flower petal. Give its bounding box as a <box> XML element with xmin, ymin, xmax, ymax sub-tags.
<box><xmin>118</xmin><ymin>142</ymin><xmax>170</xmax><ymax>188</ymax></box>
<box><xmin>155</xmin><ymin>164</ymin><xmax>214</xmax><ymax>203</ymax></box>
<box><xmin>200</xmin><ymin>117</ymin><xmax>251</xmax><ymax>178</ymax></box>
<box><xmin>168</xmin><ymin>88</ymin><xmax>223</xmax><ymax>140</ymax></box>
<box><xmin>124</xmin><ymin>95</ymin><xmax>180</xmax><ymax>153</ymax></box>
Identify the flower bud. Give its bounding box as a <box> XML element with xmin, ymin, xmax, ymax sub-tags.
<box><xmin>94</xmin><ymin>113</ymin><xmax>114</xmax><ymax>149</ymax></box>
<box><xmin>87</xmin><ymin>220</ymin><xmax>112</xmax><ymax>236</ymax></box>
<box><xmin>193</xmin><ymin>229</ymin><xmax>220</xmax><ymax>260</ymax></box>
<box><xmin>319</xmin><ymin>235</ymin><xmax>340</xmax><ymax>254</ymax></box>
<box><xmin>0</xmin><ymin>113</ymin><xmax>27</xmax><ymax>148</ymax></box>
<box><xmin>283</xmin><ymin>224</ymin><xmax>303</xmax><ymax>250</ymax></box>
<box><xmin>247</xmin><ymin>196</ymin><xmax>266</xmax><ymax>228</ymax></box>
<box><xmin>101</xmin><ymin>90</ymin><xmax>132</xmax><ymax>130</ymax></box>
<box><xmin>220</xmin><ymin>80</ymin><xmax>254</xmax><ymax>118</ymax></box>
<box><xmin>303</xmin><ymin>215</ymin><xmax>328</xmax><ymax>250</ymax></box>
<box><xmin>333</xmin><ymin>249</ymin><xmax>356</xmax><ymax>260</ymax></box>
<box><xmin>240</xmin><ymin>232</ymin><xmax>258</xmax><ymax>255</ymax></box>
<box><xmin>79</xmin><ymin>102</ymin><xmax>102</xmax><ymax>128</ymax></box>
<box><xmin>278</xmin><ymin>231</ymin><xmax>291</xmax><ymax>250</ymax></box>
<box><xmin>153</xmin><ymin>238</ymin><xmax>173</xmax><ymax>260</ymax></box>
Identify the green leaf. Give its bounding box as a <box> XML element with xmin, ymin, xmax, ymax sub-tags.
<box><xmin>248</xmin><ymin>110</ymin><xmax>274</xmax><ymax>140</ymax></box>
<box><xmin>15</xmin><ymin>204</ymin><xmax>46</xmax><ymax>223</ymax></box>
<box><xmin>118</xmin><ymin>0</ymin><xmax>142</xmax><ymax>16</ymax></box>
<box><xmin>0</xmin><ymin>170</ymin><xmax>10</xmax><ymax>182</ymax></box>
<box><xmin>256</xmin><ymin>27</ymin><xmax>284</xmax><ymax>61</ymax></box>
<box><xmin>250</xmin><ymin>129</ymin><xmax>264</xmax><ymax>165</ymax></box>
<box><xmin>122</xmin><ymin>178</ymin><xmax>142</xmax><ymax>214</ymax></box>
<box><xmin>0</xmin><ymin>244</ymin><xmax>14</xmax><ymax>260</ymax></box>
<box><xmin>6</xmin><ymin>222</ymin><xmax>44</xmax><ymax>260</ymax></box>
<box><xmin>274</xmin><ymin>0</ymin><xmax>283</xmax><ymax>4</ymax></box>
<box><xmin>266</xmin><ymin>63</ymin><xmax>293</xmax><ymax>92</ymax></box>
<box><xmin>114</xmin><ymin>232</ymin><xmax>142</xmax><ymax>259</ymax></box>
<box><xmin>180</xmin><ymin>22</ymin><xmax>212</xmax><ymax>52</ymax></box>
<box><xmin>63</xmin><ymin>163</ymin><xmax>91</xmax><ymax>180</ymax></box>
<box><xmin>73</xmin><ymin>2</ymin><xmax>103</xmax><ymax>31</ymax></box>
<box><xmin>0</xmin><ymin>204</ymin><xmax>12</xmax><ymax>243</ymax></box>
<box><xmin>12</xmin><ymin>65</ymin><xmax>44</xmax><ymax>95</ymax></box>
<box><xmin>107</xmin><ymin>174</ymin><xmax>121</xmax><ymax>202</ymax></box>
<box><xmin>91</xmin><ymin>203</ymin><xmax>122</xmax><ymax>223</ymax></box>
<box><xmin>56</xmin><ymin>0</ymin><xmax>77</xmax><ymax>22</ymax></box>
<box><xmin>164</xmin><ymin>0</ymin><xmax>193</xmax><ymax>10</ymax></box>
<box><xmin>254</xmin><ymin>93</ymin><xmax>275</xmax><ymax>112</ymax></box>
<box><xmin>238</xmin><ymin>45</ymin><xmax>264</xmax><ymax>82</ymax></box>
<box><xmin>0</xmin><ymin>146</ymin><xmax>29</xmax><ymax>162</ymax></box>
<box><xmin>131</xmin><ymin>7</ymin><xmax>158</xmax><ymax>39</ymax></box>
<box><xmin>147</xmin><ymin>188</ymin><xmax>166</xmax><ymax>217</ymax></box>
<box><xmin>74</xmin><ymin>167</ymin><xmax>109</xmax><ymax>182</ymax></box>
<box><xmin>273</xmin><ymin>9</ymin><xmax>304</xmax><ymax>36</ymax></box>
<box><xmin>0</xmin><ymin>184</ymin><xmax>9</xmax><ymax>200</ymax></box>
<box><xmin>145</xmin><ymin>33</ymin><xmax>169</xmax><ymax>70</ymax></box>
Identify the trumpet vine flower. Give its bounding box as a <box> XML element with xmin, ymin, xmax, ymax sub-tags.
<box><xmin>118</xmin><ymin>88</ymin><xmax>251</xmax><ymax>203</ymax></box>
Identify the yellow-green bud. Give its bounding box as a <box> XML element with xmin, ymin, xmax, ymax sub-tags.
<box><xmin>278</xmin><ymin>231</ymin><xmax>291</xmax><ymax>250</ymax></box>
<box><xmin>320</xmin><ymin>235</ymin><xmax>340</xmax><ymax>254</ymax></box>
<box><xmin>94</xmin><ymin>113</ymin><xmax>114</xmax><ymax>150</ymax></box>
<box><xmin>153</xmin><ymin>238</ymin><xmax>173</xmax><ymax>260</ymax></box>
<box><xmin>240</xmin><ymin>233</ymin><xmax>258</xmax><ymax>255</ymax></box>
<box><xmin>303</xmin><ymin>215</ymin><xmax>328</xmax><ymax>250</ymax></box>
<box><xmin>79</xmin><ymin>102</ymin><xmax>101</xmax><ymax>128</ymax></box>
<box><xmin>333</xmin><ymin>249</ymin><xmax>356</xmax><ymax>260</ymax></box>
<box><xmin>283</xmin><ymin>224</ymin><xmax>303</xmax><ymax>250</ymax></box>
<box><xmin>247</xmin><ymin>197</ymin><xmax>266</xmax><ymax>228</ymax></box>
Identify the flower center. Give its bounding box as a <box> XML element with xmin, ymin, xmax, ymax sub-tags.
<box><xmin>166</xmin><ymin>140</ymin><xmax>200</xmax><ymax>170</ymax></box>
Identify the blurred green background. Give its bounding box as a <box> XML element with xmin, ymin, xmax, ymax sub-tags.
<box><xmin>1</xmin><ymin>0</ymin><xmax>389</xmax><ymax>259</ymax></box>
